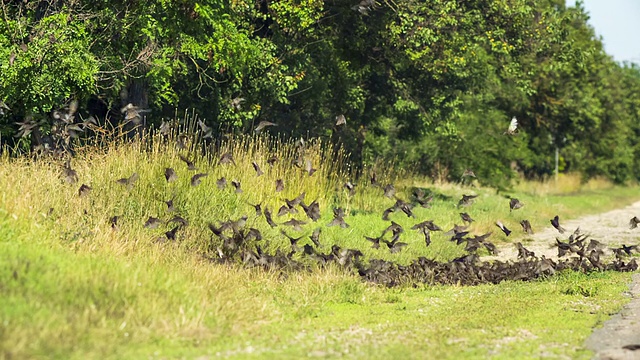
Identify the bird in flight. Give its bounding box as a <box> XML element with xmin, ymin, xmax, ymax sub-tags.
<box><xmin>505</xmin><ymin>116</ymin><xmax>518</xmax><ymax>135</ymax></box>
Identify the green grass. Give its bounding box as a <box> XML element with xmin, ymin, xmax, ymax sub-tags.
<box><xmin>1</xmin><ymin>132</ymin><xmax>639</xmax><ymax>359</ymax></box>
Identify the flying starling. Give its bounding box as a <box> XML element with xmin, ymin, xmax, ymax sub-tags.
<box><xmin>252</xmin><ymin>161</ymin><xmax>264</xmax><ymax>176</ymax></box>
<box><xmin>219</xmin><ymin>152</ymin><xmax>235</xmax><ymax>165</ymax></box>
<box><xmin>495</xmin><ymin>221</ymin><xmax>511</xmax><ymax>236</ymax></box>
<box><xmin>509</xmin><ymin>198</ymin><xmax>524</xmax><ymax>211</ymax></box>
<box><xmin>550</xmin><ymin>215</ymin><xmax>566</xmax><ymax>234</ymax></box>
<box><xmin>505</xmin><ymin>116</ymin><xmax>518</xmax><ymax>135</ymax></box>
<box><xmin>190</xmin><ymin>173</ymin><xmax>208</xmax><ymax>187</ymax></box>
<box><xmin>275</xmin><ymin>179</ymin><xmax>285</xmax><ymax>192</ymax></box>
<box><xmin>178</xmin><ymin>154</ymin><xmax>197</xmax><ymax>171</ymax></box>
<box><xmin>254</xmin><ymin>120</ymin><xmax>277</xmax><ymax>133</ymax></box>
<box><xmin>629</xmin><ymin>216</ymin><xmax>640</xmax><ymax>229</ymax></box>
<box><xmin>520</xmin><ymin>219</ymin><xmax>533</xmax><ymax>234</ymax></box>
<box><xmin>164</xmin><ymin>168</ymin><xmax>178</xmax><ymax>182</ymax></box>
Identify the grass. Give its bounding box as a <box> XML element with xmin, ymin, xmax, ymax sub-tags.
<box><xmin>1</xmin><ymin>128</ymin><xmax>639</xmax><ymax>359</ymax></box>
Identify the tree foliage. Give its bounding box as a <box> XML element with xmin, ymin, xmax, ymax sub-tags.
<box><xmin>1</xmin><ymin>0</ymin><xmax>639</xmax><ymax>186</ymax></box>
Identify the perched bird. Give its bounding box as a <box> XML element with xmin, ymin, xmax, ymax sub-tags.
<box><xmin>275</xmin><ymin>179</ymin><xmax>285</xmax><ymax>192</ymax></box>
<box><xmin>178</xmin><ymin>154</ymin><xmax>197</xmax><ymax>171</ymax></box>
<box><xmin>550</xmin><ymin>215</ymin><xmax>566</xmax><ymax>234</ymax></box>
<box><xmin>520</xmin><ymin>220</ymin><xmax>533</xmax><ymax>234</ymax></box>
<box><xmin>109</xmin><ymin>215</ymin><xmax>120</xmax><ymax>230</ymax></box>
<box><xmin>164</xmin><ymin>168</ymin><xmax>178</xmax><ymax>183</ymax></box>
<box><xmin>190</xmin><ymin>173</ymin><xmax>208</xmax><ymax>187</ymax></box>
<box><xmin>509</xmin><ymin>198</ymin><xmax>524</xmax><ymax>211</ymax></box>
<box><xmin>254</xmin><ymin>120</ymin><xmax>277</xmax><ymax>133</ymax></box>
<box><xmin>252</xmin><ymin>162</ymin><xmax>264</xmax><ymax>176</ymax></box>
<box><xmin>505</xmin><ymin>116</ymin><xmax>518</xmax><ymax>135</ymax></box>
<box><xmin>495</xmin><ymin>221</ymin><xmax>511</xmax><ymax>236</ymax></box>
<box><xmin>629</xmin><ymin>216</ymin><xmax>640</xmax><ymax>229</ymax></box>
<box><xmin>460</xmin><ymin>212</ymin><xmax>474</xmax><ymax>224</ymax></box>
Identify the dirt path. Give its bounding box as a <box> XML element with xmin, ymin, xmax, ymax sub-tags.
<box><xmin>485</xmin><ymin>201</ymin><xmax>640</xmax><ymax>360</ymax></box>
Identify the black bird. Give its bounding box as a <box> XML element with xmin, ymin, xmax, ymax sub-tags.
<box><xmin>283</xmin><ymin>218</ymin><xmax>307</xmax><ymax>231</ymax></box>
<box><xmin>394</xmin><ymin>198</ymin><xmax>414</xmax><ymax>218</ymax></box>
<box><xmin>144</xmin><ymin>216</ymin><xmax>162</xmax><ymax>229</ymax></box>
<box><xmin>412</xmin><ymin>188</ymin><xmax>433</xmax><ymax>208</ymax></box>
<box><xmin>116</xmin><ymin>172</ymin><xmax>139</xmax><ymax>190</ymax></box>
<box><xmin>285</xmin><ymin>192</ymin><xmax>306</xmax><ymax>208</ymax></box>
<box><xmin>495</xmin><ymin>221</ymin><xmax>511</xmax><ymax>236</ymax></box>
<box><xmin>164</xmin><ymin>168</ymin><xmax>178</xmax><ymax>183</ymax></box>
<box><xmin>248</xmin><ymin>202</ymin><xmax>262</xmax><ymax>217</ymax></box>
<box><xmin>165</xmin><ymin>198</ymin><xmax>175</xmax><ymax>212</ymax></box>
<box><xmin>550</xmin><ymin>215</ymin><xmax>566</xmax><ymax>234</ymax></box>
<box><xmin>264</xmin><ymin>207</ymin><xmax>277</xmax><ymax>228</ymax></box>
<box><xmin>78</xmin><ymin>184</ymin><xmax>92</xmax><ymax>197</ymax></box>
<box><xmin>216</xmin><ymin>177</ymin><xmax>227</xmax><ymax>189</ymax></box>
<box><xmin>383</xmin><ymin>184</ymin><xmax>395</xmax><ymax>199</ymax></box>
<box><xmin>231</xmin><ymin>180</ymin><xmax>242</xmax><ymax>193</ymax></box>
<box><xmin>327</xmin><ymin>207</ymin><xmax>349</xmax><ymax>228</ymax></box>
<box><xmin>520</xmin><ymin>219</ymin><xmax>533</xmax><ymax>234</ymax></box>
<box><xmin>190</xmin><ymin>173</ymin><xmax>208</xmax><ymax>187</ymax></box>
<box><xmin>412</xmin><ymin>220</ymin><xmax>442</xmax><ymax>232</ymax></box>
<box><xmin>370</xmin><ymin>172</ymin><xmax>378</xmax><ymax>187</ymax></box>
<box><xmin>309</xmin><ymin>228</ymin><xmax>322</xmax><ymax>247</ymax></box>
<box><xmin>167</xmin><ymin>215</ymin><xmax>188</xmax><ymax>227</ymax></box>
<box><xmin>458</xmin><ymin>194</ymin><xmax>478</xmax><ymax>207</ymax></box>
<box><xmin>509</xmin><ymin>198</ymin><xmax>524</xmax><ymax>211</ymax></box>
<box><xmin>630</xmin><ymin>216</ymin><xmax>640</xmax><ymax>229</ymax></box>
<box><xmin>280</xmin><ymin>230</ymin><xmax>302</xmax><ymax>252</ymax></box>
<box><xmin>460</xmin><ymin>212</ymin><xmax>474</xmax><ymax>224</ymax></box>
<box><xmin>109</xmin><ymin>215</ymin><xmax>120</xmax><ymax>230</ymax></box>
<box><xmin>300</xmin><ymin>200</ymin><xmax>321</xmax><ymax>222</ymax></box>
<box><xmin>252</xmin><ymin>161</ymin><xmax>264</xmax><ymax>176</ymax></box>
<box><xmin>267</xmin><ymin>156</ymin><xmax>279</xmax><ymax>167</ymax></box>
<box><xmin>382</xmin><ymin>238</ymin><xmax>408</xmax><ymax>254</ymax></box>
<box><xmin>162</xmin><ymin>226</ymin><xmax>180</xmax><ymax>242</ymax></box>
<box><xmin>220</xmin><ymin>152</ymin><xmax>235</xmax><ymax>165</ymax></box>
<box><xmin>611</xmin><ymin>244</ymin><xmax>639</xmax><ymax>258</ymax></box>
<box><xmin>383</xmin><ymin>221</ymin><xmax>404</xmax><ymax>237</ymax></box>
<box><xmin>275</xmin><ymin>179</ymin><xmax>284</xmax><ymax>192</ymax></box>
<box><xmin>365</xmin><ymin>234</ymin><xmax>383</xmax><ymax>249</ymax></box>
<box><xmin>254</xmin><ymin>120</ymin><xmax>277</xmax><ymax>133</ymax></box>
<box><xmin>179</xmin><ymin>154</ymin><xmax>197</xmax><ymax>171</ymax></box>
<box><xmin>382</xmin><ymin>207</ymin><xmax>395</xmax><ymax>220</ymax></box>
<box><xmin>515</xmin><ymin>242</ymin><xmax>536</xmax><ymax>260</ymax></box>
<box><xmin>278</xmin><ymin>205</ymin><xmax>297</xmax><ymax>217</ymax></box>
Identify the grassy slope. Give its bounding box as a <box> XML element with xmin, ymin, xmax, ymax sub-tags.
<box><xmin>1</xmin><ymin>135</ymin><xmax>638</xmax><ymax>359</ymax></box>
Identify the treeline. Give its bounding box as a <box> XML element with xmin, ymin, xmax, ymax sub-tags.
<box><xmin>1</xmin><ymin>0</ymin><xmax>639</xmax><ymax>187</ymax></box>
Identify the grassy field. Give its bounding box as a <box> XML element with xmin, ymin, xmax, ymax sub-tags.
<box><xmin>1</xmin><ymin>130</ymin><xmax>639</xmax><ymax>359</ymax></box>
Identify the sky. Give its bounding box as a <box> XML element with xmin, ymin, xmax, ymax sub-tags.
<box><xmin>566</xmin><ymin>0</ymin><xmax>640</xmax><ymax>64</ymax></box>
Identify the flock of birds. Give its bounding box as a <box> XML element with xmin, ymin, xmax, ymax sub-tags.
<box><xmin>55</xmin><ymin>114</ymin><xmax>640</xmax><ymax>287</ymax></box>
